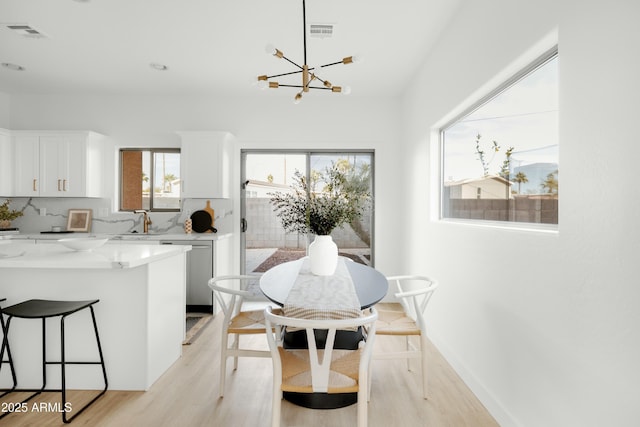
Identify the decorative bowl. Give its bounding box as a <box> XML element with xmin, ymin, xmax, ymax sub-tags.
<box><xmin>58</xmin><ymin>237</ymin><xmax>109</xmax><ymax>252</ymax></box>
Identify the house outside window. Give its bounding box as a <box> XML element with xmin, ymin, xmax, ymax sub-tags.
<box><xmin>441</xmin><ymin>48</ymin><xmax>558</xmax><ymax>226</ymax></box>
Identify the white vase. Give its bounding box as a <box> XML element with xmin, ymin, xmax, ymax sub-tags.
<box><xmin>308</xmin><ymin>235</ymin><xmax>338</xmax><ymax>276</ymax></box>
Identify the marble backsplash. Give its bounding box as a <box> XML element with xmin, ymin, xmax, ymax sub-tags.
<box><xmin>3</xmin><ymin>197</ymin><xmax>233</xmax><ymax>235</ymax></box>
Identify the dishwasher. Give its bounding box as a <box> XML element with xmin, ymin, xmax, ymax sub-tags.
<box><xmin>160</xmin><ymin>240</ymin><xmax>215</xmax><ymax>313</ymax></box>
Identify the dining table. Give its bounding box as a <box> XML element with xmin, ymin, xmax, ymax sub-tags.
<box><xmin>259</xmin><ymin>256</ymin><xmax>388</xmax><ymax>409</ymax></box>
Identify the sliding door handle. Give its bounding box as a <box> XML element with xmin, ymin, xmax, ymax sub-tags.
<box><xmin>240</xmin><ymin>218</ymin><xmax>247</xmax><ymax>233</ymax></box>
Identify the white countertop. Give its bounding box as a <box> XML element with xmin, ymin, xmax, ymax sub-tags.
<box><xmin>3</xmin><ymin>232</ymin><xmax>232</xmax><ymax>242</ymax></box>
<box><xmin>0</xmin><ymin>240</ymin><xmax>191</xmax><ymax>269</ymax></box>
<box><xmin>111</xmin><ymin>232</ymin><xmax>232</xmax><ymax>241</ymax></box>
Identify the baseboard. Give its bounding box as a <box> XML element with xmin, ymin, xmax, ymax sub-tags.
<box><xmin>428</xmin><ymin>330</ymin><xmax>522</xmax><ymax>427</ymax></box>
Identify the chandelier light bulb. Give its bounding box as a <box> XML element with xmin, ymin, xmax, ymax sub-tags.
<box><xmin>342</xmin><ymin>85</ymin><xmax>352</xmax><ymax>95</ymax></box>
<box><xmin>351</xmin><ymin>54</ymin><xmax>362</xmax><ymax>64</ymax></box>
<box><xmin>265</xmin><ymin>43</ymin><xmax>277</xmax><ymax>55</ymax></box>
<box><xmin>257</xmin><ymin>79</ymin><xmax>268</xmax><ymax>90</ymax></box>
<box><xmin>294</xmin><ymin>93</ymin><xmax>303</xmax><ymax>104</ymax></box>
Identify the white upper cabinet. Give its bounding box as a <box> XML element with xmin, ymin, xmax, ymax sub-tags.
<box><xmin>0</xmin><ymin>129</ymin><xmax>12</xmax><ymax>197</ymax></box>
<box><xmin>13</xmin><ymin>131</ymin><xmax>106</xmax><ymax>197</ymax></box>
<box><xmin>178</xmin><ymin>131</ymin><xmax>234</xmax><ymax>199</ymax></box>
<box><xmin>13</xmin><ymin>135</ymin><xmax>39</xmax><ymax>196</ymax></box>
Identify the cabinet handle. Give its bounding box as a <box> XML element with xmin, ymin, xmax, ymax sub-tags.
<box><xmin>33</xmin><ymin>179</ymin><xmax>37</xmax><ymax>192</ymax></box>
<box><xmin>63</xmin><ymin>179</ymin><xmax>67</xmax><ymax>191</ymax></box>
<box><xmin>58</xmin><ymin>179</ymin><xmax>62</xmax><ymax>191</ymax></box>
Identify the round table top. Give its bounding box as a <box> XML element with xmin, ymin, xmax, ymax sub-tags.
<box><xmin>259</xmin><ymin>257</ymin><xmax>388</xmax><ymax>309</ymax></box>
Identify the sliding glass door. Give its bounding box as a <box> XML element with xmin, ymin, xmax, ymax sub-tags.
<box><xmin>241</xmin><ymin>150</ymin><xmax>374</xmax><ymax>274</ymax></box>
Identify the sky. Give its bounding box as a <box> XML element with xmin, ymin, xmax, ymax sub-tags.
<box><xmin>245</xmin><ymin>153</ymin><xmax>306</xmax><ymax>185</ymax></box>
<box><xmin>245</xmin><ymin>153</ymin><xmax>371</xmax><ymax>187</ymax></box>
<box><xmin>443</xmin><ymin>56</ymin><xmax>558</xmax><ymax>182</ymax></box>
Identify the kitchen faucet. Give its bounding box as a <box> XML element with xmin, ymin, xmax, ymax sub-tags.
<box><xmin>134</xmin><ymin>210</ymin><xmax>152</xmax><ymax>233</ymax></box>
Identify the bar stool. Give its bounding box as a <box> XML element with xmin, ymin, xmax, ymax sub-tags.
<box><xmin>1</xmin><ymin>299</ymin><xmax>108</xmax><ymax>423</ymax></box>
<box><xmin>0</xmin><ymin>298</ymin><xmax>17</xmax><ymax>398</ymax></box>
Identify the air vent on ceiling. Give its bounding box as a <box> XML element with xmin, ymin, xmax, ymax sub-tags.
<box><xmin>3</xmin><ymin>23</ymin><xmax>49</xmax><ymax>39</ymax></box>
<box><xmin>309</xmin><ymin>24</ymin><xmax>334</xmax><ymax>39</ymax></box>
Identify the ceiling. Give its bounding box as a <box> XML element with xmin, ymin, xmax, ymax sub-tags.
<box><xmin>0</xmin><ymin>0</ymin><xmax>462</xmax><ymax>98</ymax></box>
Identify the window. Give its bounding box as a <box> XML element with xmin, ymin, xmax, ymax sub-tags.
<box><xmin>120</xmin><ymin>148</ymin><xmax>181</xmax><ymax>212</ymax></box>
<box><xmin>241</xmin><ymin>151</ymin><xmax>374</xmax><ymax>273</ymax></box>
<box><xmin>441</xmin><ymin>48</ymin><xmax>558</xmax><ymax>226</ymax></box>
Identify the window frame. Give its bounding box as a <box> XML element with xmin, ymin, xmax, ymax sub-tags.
<box><xmin>438</xmin><ymin>46</ymin><xmax>559</xmax><ymax>230</ymax></box>
<box><xmin>240</xmin><ymin>149</ymin><xmax>376</xmax><ymax>272</ymax></box>
<box><xmin>119</xmin><ymin>148</ymin><xmax>181</xmax><ymax>213</ymax></box>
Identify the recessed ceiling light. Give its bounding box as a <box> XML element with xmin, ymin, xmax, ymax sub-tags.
<box><xmin>1</xmin><ymin>62</ymin><xmax>25</xmax><ymax>71</ymax></box>
<box><xmin>2</xmin><ymin>23</ymin><xmax>49</xmax><ymax>39</ymax></box>
<box><xmin>149</xmin><ymin>63</ymin><xmax>168</xmax><ymax>71</ymax></box>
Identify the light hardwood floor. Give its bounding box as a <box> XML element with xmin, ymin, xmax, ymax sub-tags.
<box><xmin>0</xmin><ymin>313</ymin><xmax>499</xmax><ymax>427</ymax></box>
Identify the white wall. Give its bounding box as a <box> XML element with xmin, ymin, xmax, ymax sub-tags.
<box><xmin>8</xmin><ymin>93</ymin><xmax>403</xmax><ymax>275</ymax></box>
<box><xmin>401</xmin><ymin>1</ymin><xmax>640</xmax><ymax>426</ymax></box>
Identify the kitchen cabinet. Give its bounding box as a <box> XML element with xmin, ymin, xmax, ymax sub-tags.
<box><xmin>177</xmin><ymin>131</ymin><xmax>234</xmax><ymax>199</ymax></box>
<box><xmin>0</xmin><ymin>128</ymin><xmax>11</xmax><ymax>196</ymax></box>
<box><xmin>0</xmin><ymin>241</ymin><xmax>187</xmax><ymax>390</ymax></box>
<box><xmin>160</xmin><ymin>236</ymin><xmax>232</xmax><ymax>312</ymax></box>
<box><xmin>13</xmin><ymin>131</ymin><xmax>106</xmax><ymax>197</ymax></box>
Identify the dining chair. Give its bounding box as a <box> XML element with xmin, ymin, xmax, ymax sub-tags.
<box><xmin>264</xmin><ymin>305</ymin><xmax>378</xmax><ymax>427</ymax></box>
<box><xmin>372</xmin><ymin>275</ymin><xmax>438</xmax><ymax>399</ymax></box>
<box><xmin>207</xmin><ymin>275</ymin><xmax>280</xmax><ymax>398</ymax></box>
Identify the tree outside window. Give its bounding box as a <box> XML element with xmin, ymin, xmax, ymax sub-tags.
<box><xmin>441</xmin><ymin>50</ymin><xmax>558</xmax><ymax>225</ymax></box>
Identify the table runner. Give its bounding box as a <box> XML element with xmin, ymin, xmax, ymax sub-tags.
<box><xmin>283</xmin><ymin>258</ymin><xmax>361</xmax><ymax>320</ymax></box>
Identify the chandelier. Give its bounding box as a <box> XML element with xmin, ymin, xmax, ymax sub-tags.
<box><xmin>257</xmin><ymin>0</ymin><xmax>358</xmax><ymax>104</ymax></box>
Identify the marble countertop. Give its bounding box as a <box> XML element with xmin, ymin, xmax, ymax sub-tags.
<box><xmin>2</xmin><ymin>232</ymin><xmax>232</xmax><ymax>242</ymax></box>
<box><xmin>0</xmin><ymin>240</ymin><xmax>191</xmax><ymax>269</ymax></box>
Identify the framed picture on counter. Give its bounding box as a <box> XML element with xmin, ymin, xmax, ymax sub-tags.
<box><xmin>67</xmin><ymin>209</ymin><xmax>93</xmax><ymax>232</ymax></box>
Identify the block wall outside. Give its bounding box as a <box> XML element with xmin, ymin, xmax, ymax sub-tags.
<box><xmin>245</xmin><ymin>198</ymin><xmax>371</xmax><ymax>249</ymax></box>
<box><xmin>447</xmin><ymin>196</ymin><xmax>558</xmax><ymax>224</ymax></box>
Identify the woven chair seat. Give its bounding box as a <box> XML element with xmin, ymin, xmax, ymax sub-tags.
<box><xmin>228</xmin><ymin>307</ymin><xmax>282</xmax><ymax>334</ymax></box>
<box><xmin>278</xmin><ymin>347</ymin><xmax>362</xmax><ymax>394</ymax></box>
<box><xmin>375</xmin><ymin>302</ymin><xmax>421</xmax><ymax>336</ymax></box>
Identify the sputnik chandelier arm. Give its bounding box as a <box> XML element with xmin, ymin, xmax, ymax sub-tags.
<box><xmin>256</xmin><ymin>0</ymin><xmax>358</xmax><ymax>103</ymax></box>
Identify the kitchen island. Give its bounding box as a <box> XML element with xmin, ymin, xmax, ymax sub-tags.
<box><xmin>0</xmin><ymin>240</ymin><xmax>190</xmax><ymax>391</ymax></box>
